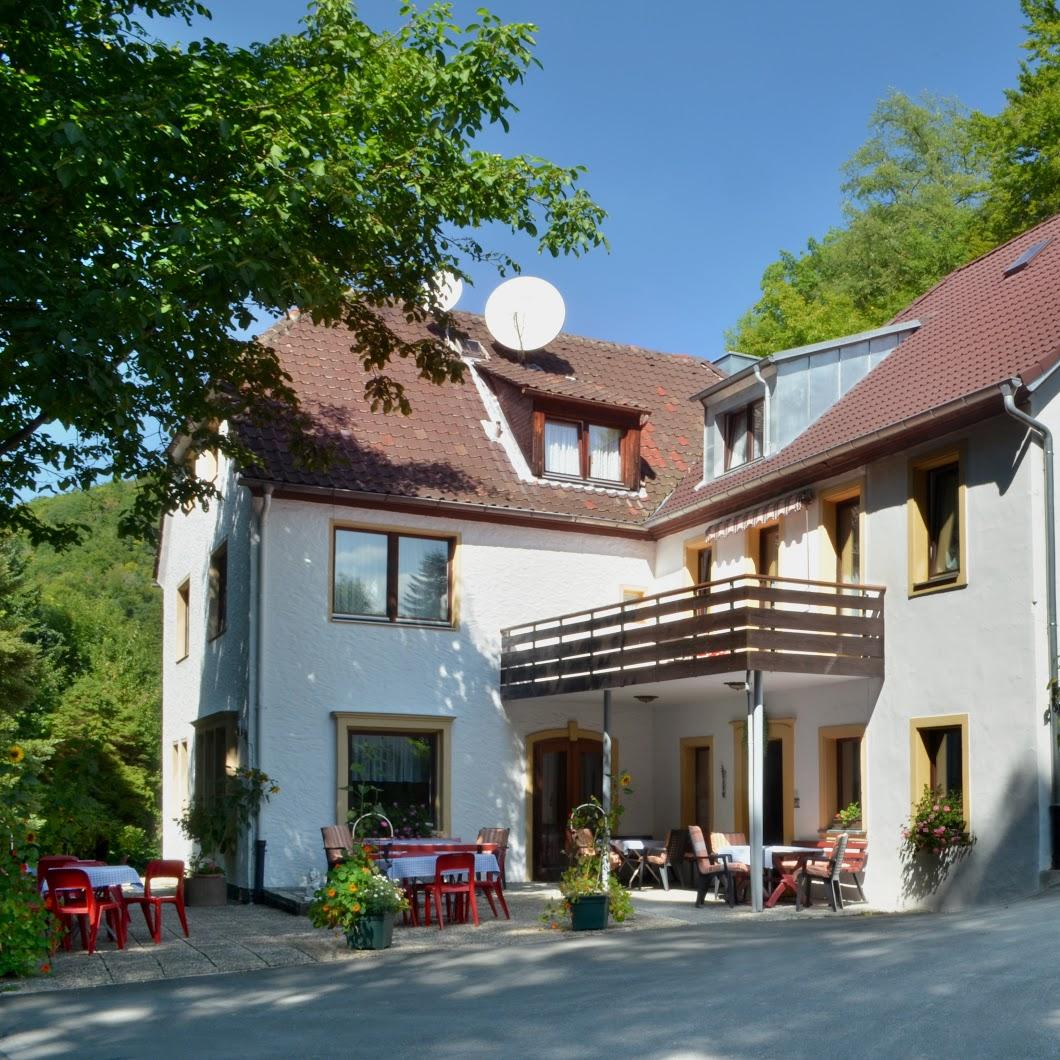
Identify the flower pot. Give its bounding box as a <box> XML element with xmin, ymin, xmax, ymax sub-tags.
<box><xmin>346</xmin><ymin>912</ymin><xmax>396</xmax><ymax>950</ymax></box>
<box><xmin>570</xmin><ymin>894</ymin><xmax>609</xmax><ymax>931</ymax></box>
<box><xmin>185</xmin><ymin>873</ymin><xmax>227</xmax><ymax>906</ymax></box>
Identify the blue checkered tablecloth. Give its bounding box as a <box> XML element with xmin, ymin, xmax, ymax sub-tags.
<box><xmin>384</xmin><ymin>852</ymin><xmax>499</xmax><ymax>881</ymax></box>
<box><xmin>39</xmin><ymin>864</ymin><xmax>143</xmax><ymax>893</ymax></box>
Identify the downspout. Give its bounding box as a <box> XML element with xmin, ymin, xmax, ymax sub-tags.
<box><xmin>753</xmin><ymin>362</ymin><xmax>770</xmax><ymax>455</ymax></box>
<box><xmin>1000</xmin><ymin>382</ymin><xmax>1060</xmax><ymax>854</ymax></box>
<box><xmin>250</xmin><ymin>485</ymin><xmax>273</xmax><ymax>893</ymax></box>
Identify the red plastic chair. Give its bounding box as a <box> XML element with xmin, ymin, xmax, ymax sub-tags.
<box><xmin>46</xmin><ymin>868</ymin><xmax>127</xmax><ymax>954</ymax></box>
<box><xmin>428</xmin><ymin>853</ymin><xmax>479</xmax><ymax>929</ymax></box>
<box><xmin>122</xmin><ymin>859</ymin><xmax>188</xmax><ymax>943</ymax></box>
<box><xmin>35</xmin><ymin>856</ymin><xmax>78</xmax><ymax>895</ymax></box>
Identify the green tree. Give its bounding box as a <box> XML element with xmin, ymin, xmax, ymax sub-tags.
<box><xmin>15</xmin><ymin>482</ymin><xmax>162</xmax><ymax>865</ymax></box>
<box><xmin>728</xmin><ymin>92</ymin><xmax>988</xmax><ymax>356</ymax></box>
<box><xmin>975</xmin><ymin>0</ymin><xmax>1060</xmax><ymax>240</ymax></box>
<box><xmin>1</xmin><ymin>0</ymin><xmax>606</xmax><ymax>546</ymax></box>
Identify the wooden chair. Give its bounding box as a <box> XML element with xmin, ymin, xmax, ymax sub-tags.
<box><xmin>706</xmin><ymin>831</ymin><xmax>751</xmax><ymax>902</ymax></box>
<box><xmin>797</xmin><ymin>833</ymin><xmax>849</xmax><ymax>911</ymax></box>
<box><xmin>841</xmin><ymin>837</ymin><xmax>868</xmax><ymax>902</ymax></box>
<box><xmin>122</xmin><ymin>859</ymin><xmax>189</xmax><ymax>943</ymax></box>
<box><xmin>687</xmin><ymin>826</ymin><xmax>740</xmax><ymax>908</ymax></box>
<box><xmin>643</xmin><ymin>830</ymin><xmax>687</xmax><ymax>890</ymax></box>
<box><xmin>321</xmin><ymin>824</ymin><xmax>353</xmax><ymax>869</ymax></box>
<box><xmin>475</xmin><ymin>827</ymin><xmax>510</xmax><ymax>884</ymax></box>
<box><xmin>47</xmin><ymin>868</ymin><xmax>127</xmax><ymax>954</ymax></box>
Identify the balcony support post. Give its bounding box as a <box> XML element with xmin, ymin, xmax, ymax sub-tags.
<box><xmin>747</xmin><ymin>669</ymin><xmax>765</xmax><ymax>912</ymax></box>
<box><xmin>602</xmin><ymin>689</ymin><xmax>612</xmax><ymax>889</ymax></box>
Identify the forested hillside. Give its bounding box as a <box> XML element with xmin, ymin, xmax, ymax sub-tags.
<box><xmin>2</xmin><ymin>480</ymin><xmax>160</xmax><ymax>866</ymax></box>
<box><xmin>727</xmin><ymin>0</ymin><xmax>1060</xmax><ymax>356</ymax></box>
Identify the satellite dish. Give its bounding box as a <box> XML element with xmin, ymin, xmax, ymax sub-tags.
<box><xmin>423</xmin><ymin>271</ymin><xmax>463</xmax><ymax>312</ymax></box>
<box><xmin>484</xmin><ymin>277</ymin><xmax>565</xmax><ymax>353</ymax></box>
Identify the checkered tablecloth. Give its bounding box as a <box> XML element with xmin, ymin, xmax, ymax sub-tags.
<box><xmin>40</xmin><ymin>865</ymin><xmax>143</xmax><ymax>893</ymax></box>
<box><xmin>384</xmin><ymin>852</ymin><xmax>499</xmax><ymax>881</ymax></box>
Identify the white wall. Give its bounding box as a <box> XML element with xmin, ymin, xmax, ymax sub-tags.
<box><xmin>255</xmin><ymin>499</ymin><xmax>654</xmax><ymax>887</ymax></box>
<box><xmin>158</xmin><ymin>453</ymin><xmax>254</xmax><ymax>870</ymax></box>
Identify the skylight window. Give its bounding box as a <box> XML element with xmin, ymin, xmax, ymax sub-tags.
<box><xmin>1004</xmin><ymin>238</ymin><xmax>1052</xmax><ymax>276</ymax></box>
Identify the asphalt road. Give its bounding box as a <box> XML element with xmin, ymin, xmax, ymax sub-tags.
<box><xmin>5</xmin><ymin>890</ymin><xmax>1060</xmax><ymax>1059</ymax></box>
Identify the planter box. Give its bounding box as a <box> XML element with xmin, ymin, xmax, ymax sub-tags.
<box><xmin>570</xmin><ymin>894</ymin><xmax>609</xmax><ymax>931</ymax></box>
<box><xmin>185</xmin><ymin>873</ymin><xmax>227</xmax><ymax>906</ymax></box>
<box><xmin>346</xmin><ymin>912</ymin><xmax>396</xmax><ymax>950</ymax></box>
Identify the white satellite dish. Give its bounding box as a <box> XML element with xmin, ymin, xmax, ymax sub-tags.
<box><xmin>423</xmin><ymin>271</ymin><xmax>463</xmax><ymax>312</ymax></box>
<box><xmin>484</xmin><ymin>276</ymin><xmax>565</xmax><ymax>353</ymax></box>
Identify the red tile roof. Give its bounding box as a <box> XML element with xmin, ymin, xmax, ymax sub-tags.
<box><xmin>238</xmin><ymin>306</ymin><xmax>721</xmax><ymax>528</ymax></box>
<box><xmin>651</xmin><ymin>214</ymin><xmax>1060</xmax><ymax>528</ymax></box>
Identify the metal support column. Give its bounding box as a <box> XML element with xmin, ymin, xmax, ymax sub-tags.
<box><xmin>602</xmin><ymin>690</ymin><xmax>612</xmax><ymax>888</ymax></box>
<box><xmin>747</xmin><ymin>670</ymin><xmax>765</xmax><ymax>912</ymax></box>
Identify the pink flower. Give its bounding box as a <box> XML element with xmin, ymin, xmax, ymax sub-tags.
<box><xmin>933</xmin><ymin>804</ymin><xmax>940</xmax><ymax>812</ymax></box>
<box><xmin>943</xmin><ymin>805</ymin><xmax>951</xmax><ymax>813</ymax></box>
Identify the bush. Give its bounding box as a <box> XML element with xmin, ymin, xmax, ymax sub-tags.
<box><xmin>0</xmin><ymin>846</ymin><xmax>60</xmax><ymax>979</ymax></box>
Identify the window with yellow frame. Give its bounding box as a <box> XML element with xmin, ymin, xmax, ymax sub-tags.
<box><xmin>908</xmin><ymin>447</ymin><xmax>966</xmax><ymax>595</ymax></box>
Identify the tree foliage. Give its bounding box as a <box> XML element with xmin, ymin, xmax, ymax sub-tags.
<box><xmin>1</xmin><ymin>481</ymin><xmax>161</xmax><ymax>866</ymax></box>
<box><xmin>1</xmin><ymin>0</ymin><xmax>606</xmax><ymax>546</ymax></box>
<box><xmin>727</xmin><ymin>92</ymin><xmax>989</xmax><ymax>356</ymax></box>
<box><xmin>975</xmin><ymin>0</ymin><xmax>1060</xmax><ymax>240</ymax></box>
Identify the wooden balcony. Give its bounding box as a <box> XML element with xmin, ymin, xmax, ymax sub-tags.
<box><xmin>500</xmin><ymin>575</ymin><xmax>885</xmax><ymax>700</ymax></box>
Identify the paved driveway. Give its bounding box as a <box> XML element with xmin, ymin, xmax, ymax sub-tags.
<box><xmin>4</xmin><ymin>890</ymin><xmax>1060</xmax><ymax>1058</ymax></box>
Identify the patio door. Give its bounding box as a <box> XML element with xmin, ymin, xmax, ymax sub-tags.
<box><xmin>531</xmin><ymin>736</ymin><xmax>603</xmax><ymax>880</ymax></box>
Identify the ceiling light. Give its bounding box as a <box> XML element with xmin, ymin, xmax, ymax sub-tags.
<box><xmin>724</xmin><ymin>681</ymin><xmax>747</xmax><ymax>692</ymax></box>
<box><xmin>633</xmin><ymin>694</ymin><xmax>658</xmax><ymax>704</ymax></box>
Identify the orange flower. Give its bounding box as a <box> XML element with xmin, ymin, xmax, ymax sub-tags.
<box><xmin>352</xmin><ymin>903</ymin><xmax>361</xmax><ymax>913</ymax></box>
<box><xmin>327</xmin><ymin>887</ymin><xmax>337</xmax><ymax>897</ymax></box>
<box><xmin>348</xmin><ymin>883</ymin><xmax>358</xmax><ymax>893</ymax></box>
<box><xmin>40</xmin><ymin>962</ymin><xmax>51</xmax><ymax>974</ymax></box>
<box><xmin>8</xmin><ymin>745</ymin><xmax>25</xmax><ymax>764</ymax></box>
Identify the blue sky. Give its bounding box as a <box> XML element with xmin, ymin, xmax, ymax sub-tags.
<box><xmin>153</xmin><ymin>1</ymin><xmax>1028</xmax><ymax>357</ymax></box>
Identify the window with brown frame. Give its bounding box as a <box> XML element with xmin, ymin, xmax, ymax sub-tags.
<box><xmin>333</xmin><ymin>528</ymin><xmax>455</xmax><ymax>626</ymax></box>
<box><xmin>531</xmin><ymin>404</ymin><xmax>640</xmax><ymax>488</ymax></box>
<box><xmin>723</xmin><ymin>399</ymin><xmax>764</xmax><ymax>470</ymax></box>
<box><xmin>207</xmin><ymin>543</ymin><xmax>228</xmax><ymax>641</ymax></box>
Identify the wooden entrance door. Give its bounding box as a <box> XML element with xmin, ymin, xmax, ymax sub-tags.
<box><xmin>532</xmin><ymin>737</ymin><xmax>603</xmax><ymax>880</ymax></box>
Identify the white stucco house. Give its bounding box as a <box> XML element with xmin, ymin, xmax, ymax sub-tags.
<box><xmin>157</xmin><ymin>215</ymin><xmax>1060</xmax><ymax>910</ymax></box>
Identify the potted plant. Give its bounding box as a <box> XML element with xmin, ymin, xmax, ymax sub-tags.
<box><xmin>832</xmin><ymin>801</ymin><xmax>862</xmax><ymax>832</ymax></box>
<box><xmin>176</xmin><ymin>766</ymin><xmax>279</xmax><ymax>905</ymax></box>
<box><xmin>185</xmin><ymin>854</ymin><xmax>227</xmax><ymax>906</ymax></box>
<box><xmin>307</xmin><ymin>842</ymin><xmax>408</xmax><ymax>949</ymax></box>
<box><xmin>544</xmin><ymin>773</ymin><xmax>634</xmax><ymax>931</ymax></box>
<box><xmin>901</xmin><ymin>787</ymin><xmax>974</xmax><ymax>855</ymax></box>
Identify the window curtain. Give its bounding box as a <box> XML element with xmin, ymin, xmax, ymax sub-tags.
<box><xmin>589</xmin><ymin>425</ymin><xmax>622</xmax><ymax>482</ymax></box>
<box><xmin>928</xmin><ymin>465</ymin><xmax>959</xmax><ymax>576</ymax></box>
<box><xmin>349</xmin><ymin>733</ymin><xmax>433</xmax><ymax>783</ymax></box>
<box><xmin>544</xmin><ymin>420</ymin><xmax>580</xmax><ymax>476</ymax></box>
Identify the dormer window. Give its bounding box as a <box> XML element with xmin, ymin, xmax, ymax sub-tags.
<box><xmin>532</xmin><ymin>402</ymin><xmax>640</xmax><ymax>488</ymax></box>
<box><xmin>723</xmin><ymin>399</ymin><xmax>764</xmax><ymax>471</ymax></box>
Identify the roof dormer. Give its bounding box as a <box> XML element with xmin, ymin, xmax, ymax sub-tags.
<box><xmin>694</xmin><ymin>320</ymin><xmax>920</xmax><ymax>484</ymax></box>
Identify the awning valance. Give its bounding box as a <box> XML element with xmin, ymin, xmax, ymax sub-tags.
<box><xmin>703</xmin><ymin>490</ymin><xmax>814</xmax><ymax>540</ymax></box>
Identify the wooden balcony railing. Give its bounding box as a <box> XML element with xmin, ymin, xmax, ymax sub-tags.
<box><xmin>499</xmin><ymin>575</ymin><xmax>885</xmax><ymax>700</ymax></box>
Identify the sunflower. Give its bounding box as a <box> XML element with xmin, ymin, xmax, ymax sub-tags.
<box><xmin>8</xmin><ymin>745</ymin><xmax>25</xmax><ymax>764</ymax></box>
